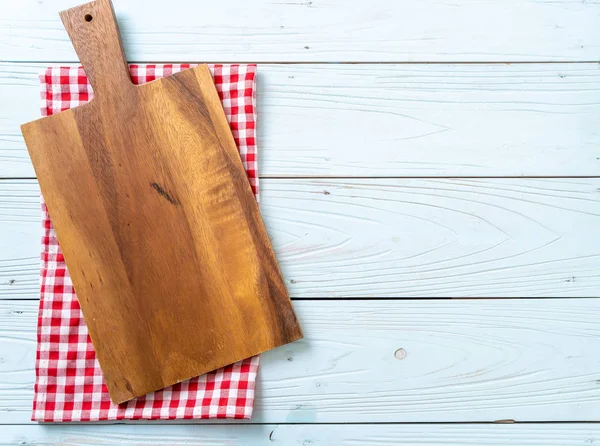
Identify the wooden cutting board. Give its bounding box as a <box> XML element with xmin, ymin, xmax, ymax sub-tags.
<box><xmin>21</xmin><ymin>0</ymin><xmax>302</xmax><ymax>404</ymax></box>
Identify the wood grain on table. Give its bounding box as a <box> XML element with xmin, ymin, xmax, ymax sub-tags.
<box><xmin>3</xmin><ymin>63</ymin><xmax>600</xmax><ymax>178</ymax></box>
<box><xmin>2</xmin><ymin>299</ymin><xmax>600</xmax><ymax>423</ymax></box>
<box><xmin>1</xmin><ymin>178</ymin><xmax>598</xmax><ymax>299</ymax></box>
<box><xmin>0</xmin><ymin>0</ymin><xmax>598</xmax><ymax>62</ymax></box>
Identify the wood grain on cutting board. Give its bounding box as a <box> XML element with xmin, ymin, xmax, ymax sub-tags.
<box><xmin>20</xmin><ymin>0</ymin><xmax>301</xmax><ymax>404</ymax></box>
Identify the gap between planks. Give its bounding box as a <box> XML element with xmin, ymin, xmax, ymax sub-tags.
<box><xmin>2</xmin><ymin>61</ymin><xmax>600</xmax><ymax>64</ymax></box>
<box><xmin>3</xmin><ymin>297</ymin><xmax>600</xmax><ymax>302</ymax></box>
<box><xmin>4</xmin><ymin>421</ymin><xmax>600</xmax><ymax>426</ymax></box>
<box><xmin>3</xmin><ymin>176</ymin><xmax>600</xmax><ymax>181</ymax></box>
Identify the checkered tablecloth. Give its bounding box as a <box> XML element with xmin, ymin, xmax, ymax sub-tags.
<box><xmin>33</xmin><ymin>64</ymin><xmax>260</xmax><ymax>422</ymax></box>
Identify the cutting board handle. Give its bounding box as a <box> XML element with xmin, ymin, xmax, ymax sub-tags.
<box><xmin>60</xmin><ymin>0</ymin><xmax>132</xmax><ymax>97</ymax></box>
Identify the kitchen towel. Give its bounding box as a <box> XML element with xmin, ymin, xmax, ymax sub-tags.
<box><xmin>33</xmin><ymin>64</ymin><xmax>259</xmax><ymax>422</ymax></box>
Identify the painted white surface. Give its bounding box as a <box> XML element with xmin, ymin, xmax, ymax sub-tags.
<box><xmin>2</xmin><ymin>299</ymin><xmax>600</xmax><ymax>424</ymax></box>
<box><xmin>1</xmin><ymin>0</ymin><xmax>599</xmax><ymax>440</ymax></box>
<box><xmin>1</xmin><ymin>0</ymin><xmax>599</xmax><ymax>62</ymax></box>
<box><xmin>2</xmin><ymin>63</ymin><xmax>600</xmax><ymax>178</ymax></box>
<box><xmin>1</xmin><ymin>178</ymin><xmax>599</xmax><ymax>299</ymax></box>
<box><xmin>2</xmin><ymin>424</ymin><xmax>600</xmax><ymax>445</ymax></box>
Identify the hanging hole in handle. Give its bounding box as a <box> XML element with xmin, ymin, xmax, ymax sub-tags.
<box><xmin>84</xmin><ymin>14</ymin><xmax>93</xmax><ymax>22</ymax></box>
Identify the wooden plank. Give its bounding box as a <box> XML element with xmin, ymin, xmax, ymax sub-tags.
<box><xmin>2</xmin><ymin>63</ymin><xmax>600</xmax><ymax>178</ymax></box>
<box><xmin>1</xmin><ymin>0</ymin><xmax>599</xmax><ymax>62</ymax></box>
<box><xmin>0</xmin><ymin>64</ymin><xmax>40</xmax><ymax>178</ymax></box>
<box><xmin>2</xmin><ymin>299</ymin><xmax>600</xmax><ymax>423</ymax></box>
<box><xmin>1</xmin><ymin>178</ymin><xmax>599</xmax><ymax>299</ymax></box>
<box><xmin>2</xmin><ymin>424</ymin><xmax>600</xmax><ymax>445</ymax></box>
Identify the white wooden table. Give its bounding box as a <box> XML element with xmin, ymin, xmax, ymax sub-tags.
<box><xmin>1</xmin><ymin>0</ymin><xmax>600</xmax><ymax>444</ymax></box>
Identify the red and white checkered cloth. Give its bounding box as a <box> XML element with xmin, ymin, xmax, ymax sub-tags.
<box><xmin>33</xmin><ymin>64</ymin><xmax>260</xmax><ymax>422</ymax></box>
